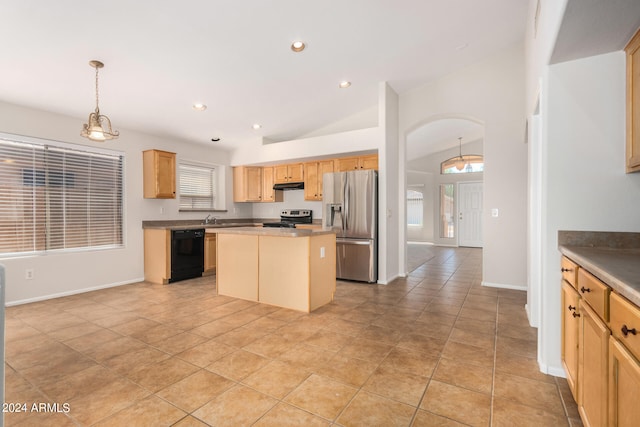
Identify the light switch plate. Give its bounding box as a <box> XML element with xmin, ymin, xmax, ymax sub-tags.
<box><xmin>491</xmin><ymin>208</ymin><xmax>499</xmax><ymax>217</ymax></box>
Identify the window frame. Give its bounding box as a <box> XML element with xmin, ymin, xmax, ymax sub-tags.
<box><xmin>441</xmin><ymin>155</ymin><xmax>484</xmax><ymax>174</ymax></box>
<box><xmin>178</xmin><ymin>160</ymin><xmax>225</xmax><ymax>212</ymax></box>
<box><xmin>0</xmin><ymin>132</ymin><xmax>125</xmax><ymax>257</ymax></box>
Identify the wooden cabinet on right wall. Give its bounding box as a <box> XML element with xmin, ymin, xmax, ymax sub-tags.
<box><xmin>626</xmin><ymin>27</ymin><xmax>640</xmax><ymax>173</ymax></box>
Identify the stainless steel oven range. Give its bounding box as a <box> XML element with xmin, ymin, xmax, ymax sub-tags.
<box><xmin>262</xmin><ymin>209</ymin><xmax>312</xmax><ymax>228</ymax></box>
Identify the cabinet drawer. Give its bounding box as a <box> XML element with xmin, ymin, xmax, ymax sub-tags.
<box><xmin>610</xmin><ymin>292</ymin><xmax>640</xmax><ymax>360</ymax></box>
<box><xmin>578</xmin><ymin>269</ymin><xmax>610</xmax><ymax>321</ymax></box>
<box><xmin>561</xmin><ymin>256</ymin><xmax>579</xmax><ymax>289</ymax></box>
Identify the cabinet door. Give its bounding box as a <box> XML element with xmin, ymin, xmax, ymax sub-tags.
<box><xmin>318</xmin><ymin>160</ymin><xmax>334</xmax><ymax>199</ymax></box>
<box><xmin>143</xmin><ymin>150</ymin><xmax>176</xmax><ymax>198</ymax></box>
<box><xmin>274</xmin><ymin>165</ymin><xmax>290</xmax><ymax>183</ymax></box>
<box><xmin>262</xmin><ymin>166</ymin><xmax>275</xmax><ymax>202</ymax></box>
<box><xmin>609</xmin><ymin>337</ymin><xmax>640</xmax><ymax>426</ymax></box>
<box><xmin>204</xmin><ymin>233</ymin><xmax>216</xmax><ymax>272</ymax></box>
<box><xmin>335</xmin><ymin>157</ymin><xmax>360</xmax><ymax>171</ymax></box>
<box><xmin>288</xmin><ymin>163</ymin><xmax>304</xmax><ymax>181</ymax></box>
<box><xmin>626</xmin><ymin>28</ymin><xmax>640</xmax><ymax>173</ymax></box>
<box><xmin>233</xmin><ymin>166</ymin><xmax>263</xmax><ymax>202</ymax></box>
<box><xmin>360</xmin><ymin>154</ymin><xmax>378</xmax><ymax>170</ymax></box>
<box><xmin>580</xmin><ymin>301</ymin><xmax>610</xmax><ymax>427</ymax></box>
<box><xmin>245</xmin><ymin>167</ymin><xmax>263</xmax><ymax>201</ymax></box>
<box><xmin>304</xmin><ymin>162</ymin><xmax>319</xmax><ymax>201</ymax></box>
<box><xmin>562</xmin><ymin>281</ymin><xmax>581</xmax><ymax>402</ymax></box>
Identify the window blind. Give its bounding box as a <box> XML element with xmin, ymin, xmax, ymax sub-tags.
<box><xmin>179</xmin><ymin>163</ymin><xmax>216</xmax><ymax>210</ymax></box>
<box><xmin>0</xmin><ymin>135</ymin><xmax>124</xmax><ymax>256</ymax></box>
<box><xmin>407</xmin><ymin>190</ymin><xmax>424</xmax><ymax>227</ymax></box>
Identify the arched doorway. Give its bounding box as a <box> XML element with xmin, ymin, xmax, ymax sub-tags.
<box><xmin>404</xmin><ymin>116</ymin><xmax>485</xmax><ymax>271</ymax></box>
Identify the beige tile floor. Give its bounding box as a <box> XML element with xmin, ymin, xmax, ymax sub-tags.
<box><xmin>4</xmin><ymin>247</ymin><xmax>582</xmax><ymax>426</ymax></box>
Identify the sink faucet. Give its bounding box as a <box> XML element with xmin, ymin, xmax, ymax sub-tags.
<box><xmin>203</xmin><ymin>214</ymin><xmax>218</xmax><ymax>224</ymax></box>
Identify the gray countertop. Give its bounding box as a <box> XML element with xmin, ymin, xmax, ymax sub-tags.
<box><xmin>213</xmin><ymin>226</ymin><xmax>335</xmax><ymax>237</ymax></box>
<box><xmin>558</xmin><ymin>231</ymin><xmax>640</xmax><ymax>306</ymax></box>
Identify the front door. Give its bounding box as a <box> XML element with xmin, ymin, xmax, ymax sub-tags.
<box><xmin>458</xmin><ymin>182</ymin><xmax>483</xmax><ymax>247</ymax></box>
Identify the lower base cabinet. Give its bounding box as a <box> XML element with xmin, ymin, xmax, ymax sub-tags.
<box><xmin>579</xmin><ymin>301</ymin><xmax>610</xmax><ymax>427</ymax></box>
<box><xmin>609</xmin><ymin>337</ymin><xmax>640</xmax><ymax>426</ymax></box>
<box><xmin>561</xmin><ymin>254</ymin><xmax>640</xmax><ymax>427</ymax></box>
<box><xmin>204</xmin><ymin>233</ymin><xmax>216</xmax><ymax>274</ymax></box>
<box><xmin>562</xmin><ymin>281</ymin><xmax>580</xmax><ymax>401</ymax></box>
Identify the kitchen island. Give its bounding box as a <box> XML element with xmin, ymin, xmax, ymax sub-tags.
<box><xmin>215</xmin><ymin>227</ymin><xmax>336</xmax><ymax>313</ymax></box>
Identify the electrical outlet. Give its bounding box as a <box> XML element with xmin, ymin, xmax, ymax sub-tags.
<box><xmin>491</xmin><ymin>208</ymin><xmax>499</xmax><ymax>218</ymax></box>
<box><xmin>160</xmin><ymin>207</ymin><xmax>165</xmax><ymax>214</ymax></box>
<box><xmin>25</xmin><ymin>268</ymin><xmax>34</xmax><ymax>280</ymax></box>
<box><xmin>320</xmin><ymin>247</ymin><xmax>325</xmax><ymax>258</ymax></box>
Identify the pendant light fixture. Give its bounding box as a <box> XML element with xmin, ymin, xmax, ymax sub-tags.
<box><xmin>81</xmin><ymin>60</ymin><xmax>119</xmax><ymax>141</ymax></box>
<box><xmin>455</xmin><ymin>137</ymin><xmax>465</xmax><ymax>171</ymax></box>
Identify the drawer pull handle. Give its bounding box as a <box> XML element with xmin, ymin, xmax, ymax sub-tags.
<box><xmin>580</xmin><ymin>287</ymin><xmax>591</xmax><ymax>293</ymax></box>
<box><xmin>622</xmin><ymin>325</ymin><xmax>637</xmax><ymax>336</ymax></box>
<box><xmin>568</xmin><ymin>305</ymin><xmax>577</xmax><ymax>311</ymax></box>
<box><xmin>561</xmin><ymin>268</ymin><xmax>573</xmax><ymax>272</ymax></box>
<box><xmin>572</xmin><ymin>312</ymin><xmax>581</xmax><ymax>318</ymax></box>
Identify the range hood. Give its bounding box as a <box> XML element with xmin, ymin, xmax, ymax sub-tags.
<box><xmin>273</xmin><ymin>182</ymin><xmax>304</xmax><ymax>191</ymax></box>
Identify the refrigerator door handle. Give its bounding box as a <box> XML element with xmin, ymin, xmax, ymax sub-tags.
<box><xmin>336</xmin><ymin>239</ymin><xmax>372</xmax><ymax>245</ymax></box>
<box><xmin>341</xmin><ymin>175</ymin><xmax>348</xmax><ymax>231</ymax></box>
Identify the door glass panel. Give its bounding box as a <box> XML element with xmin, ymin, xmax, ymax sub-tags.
<box><xmin>440</xmin><ymin>184</ymin><xmax>454</xmax><ymax>238</ymax></box>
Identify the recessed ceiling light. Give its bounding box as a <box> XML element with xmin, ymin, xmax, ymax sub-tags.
<box><xmin>252</xmin><ymin>123</ymin><xmax>262</xmax><ymax>130</ymax></box>
<box><xmin>291</xmin><ymin>41</ymin><xmax>306</xmax><ymax>52</ymax></box>
<box><xmin>339</xmin><ymin>81</ymin><xmax>351</xmax><ymax>89</ymax></box>
<box><xmin>192</xmin><ymin>103</ymin><xmax>207</xmax><ymax>111</ymax></box>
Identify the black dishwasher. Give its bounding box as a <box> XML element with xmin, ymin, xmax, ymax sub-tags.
<box><xmin>170</xmin><ymin>229</ymin><xmax>205</xmax><ymax>283</ymax></box>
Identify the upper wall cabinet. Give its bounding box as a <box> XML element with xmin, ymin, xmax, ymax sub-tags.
<box><xmin>304</xmin><ymin>160</ymin><xmax>335</xmax><ymax>201</ymax></box>
<box><xmin>335</xmin><ymin>154</ymin><xmax>378</xmax><ymax>171</ymax></box>
<box><xmin>233</xmin><ymin>166</ymin><xmax>263</xmax><ymax>202</ymax></box>
<box><xmin>261</xmin><ymin>166</ymin><xmax>283</xmax><ymax>203</ymax></box>
<box><xmin>626</xmin><ymin>27</ymin><xmax>640</xmax><ymax>173</ymax></box>
<box><xmin>143</xmin><ymin>149</ymin><xmax>176</xmax><ymax>198</ymax></box>
<box><xmin>274</xmin><ymin>163</ymin><xmax>304</xmax><ymax>183</ymax></box>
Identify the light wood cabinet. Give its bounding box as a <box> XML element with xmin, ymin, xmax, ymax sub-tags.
<box><xmin>562</xmin><ymin>280</ymin><xmax>581</xmax><ymax>402</ymax></box>
<box><xmin>143</xmin><ymin>229</ymin><xmax>171</xmax><ymax>284</ymax></box>
<box><xmin>303</xmin><ymin>160</ymin><xmax>334</xmax><ymax>201</ymax></box>
<box><xmin>233</xmin><ymin>166</ymin><xmax>263</xmax><ymax>202</ymax></box>
<box><xmin>274</xmin><ymin>163</ymin><xmax>304</xmax><ymax>183</ymax></box>
<box><xmin>579</xmin><ymin>300</ymin><xmax>610</xmax><ymax>427</ymax></box>
<box><xmin>261</xmin><ymin>166</ymin><xmax>283</xmax><ymax>203</ymax></box>
<box><xmin>561</xmin><ymin>254</ymin><xmax>640</xmax><ymax>427</ymax></box>
<box><xmin>625</xmin><ymin>27</ymin><xmax>640</xmax><ymax>173</ymax></box>
<box><xmin>216</xmin><ymin>230</ymin><xmax>336</xmax><ymax>313</ymax></box>
<box><xmin>204</xmin><ymin>233</ymin><xmax>216</xmax><ymax>274</ymax></box>
<box><xmin>335</xmin><ymin>154</ymin><xmax>378</xmax><ymax>171</ymax></box>
<box><xmin>143</xmin><ymin>149</ymin><xmax>176</xmax><ymax>198</ymax></box>
<box><xmin>609</xmin><ymin>335</ymin><xmax>640</xmax><ymax>426</ymax></box>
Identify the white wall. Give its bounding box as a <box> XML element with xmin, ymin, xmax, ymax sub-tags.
<box><xmin>400</xmin><ymin>44</ymin><xmax>527</xmax><ymax>288</ymax></box>
<box><xmin>0</xmin><ymin>101</ymin><xmax>247</xmax><ymax>304</ymax></box>
<box><xmin>538</xmin><ymin>51</ymin><xmax>640</xmax><ymax>375</ymax></box>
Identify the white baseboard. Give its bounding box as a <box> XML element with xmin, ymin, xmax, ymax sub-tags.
<box><xmin>377</xmin><ymin>273</ymin><xmax>401</xmax><ymax>285</ymax></box>
<box><xmin>538</xmin><ymin>360</ymin><xmax>566</xmax><ymax>378</ymax></box>
<box><xmin>6</xmin><ymin>277</ymin><xmax>145</xmax><ymax>306</ymax></box>
<box><xmin>481</xmin><ymin>281</ymin><xmax>527</xmax><ymax>291</ymax></box>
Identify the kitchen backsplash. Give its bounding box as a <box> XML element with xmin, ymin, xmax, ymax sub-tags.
<box><xmin>250</xmin><ymin>190</ymin><xmax>323</xmax><ymax>219</ymax></box>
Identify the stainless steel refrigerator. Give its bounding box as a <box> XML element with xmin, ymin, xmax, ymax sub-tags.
<box><xmin>322</xmin><ymin>169</ymin><xmax>377</xmax><ymax>283</ymax></box>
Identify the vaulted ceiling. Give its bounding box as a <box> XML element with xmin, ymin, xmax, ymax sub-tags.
<box><xmin>0</xmin><ymin>1</ymin><xmax>529</xmax><ymax>152</ymax></box>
